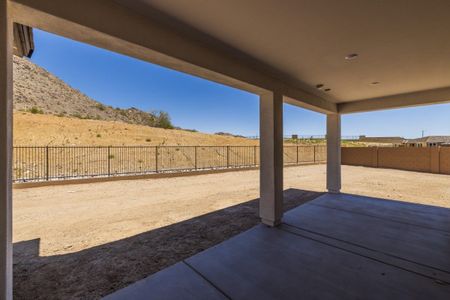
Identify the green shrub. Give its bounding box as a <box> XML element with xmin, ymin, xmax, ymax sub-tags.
<box><xmin>29</xmin><ymin>107</ymin><xmax>44</xmax><ymax>114</ymax></box>
<box><xmin>184</xmin><ymin>128</ymin><xmax>198</xmax><ymax>133</ymax></box>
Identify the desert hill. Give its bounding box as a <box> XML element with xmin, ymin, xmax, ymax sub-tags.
<box><xmin>12</xmin><ymin>55</ymin><xmax>261</xmax><ymax>146</ymax></box>
<box><xmin>13</xmin><ymin>55</ymin><xmax>173</xmax><ymax>128</ymax></box>
<box><xmin>13</xmin><ymin>112</ymin><xmax>258</xmax><ymax>146</ymax></box>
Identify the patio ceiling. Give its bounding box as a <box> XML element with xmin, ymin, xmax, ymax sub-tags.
<box><xmin>9</xmin><ymin>0</ymin><xmax>450</xmax><ymax>113</ymax></box>
<box><xmin>120</xmin><ymin>0</ymin><xmax>450</xmax><ymax>102</ymax></box>
<box><xmin>117</xmin><ymin>0</ymin><xmax>450</xmax><ymax>112</ymax></box>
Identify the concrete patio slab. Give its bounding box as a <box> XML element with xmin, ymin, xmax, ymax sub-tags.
<box><xmin>310</xmin><ymin>193</ymin><xmax>450</xmax><ymax>231</ymax></box>
<box><xmin>186</xmin><ymin>225</ymin><xmax>449</xmax><ymax>299</ymax></box>
<box><xmin>103</xmin><ymin>262</ymin><xmax>227</xmax><ymax>300</ymax></box>
<box><xmin>283</xmin><ymin>195</ymin><xmax>450</xmax><ymax>273</ymax></box>
<box><xmin>104</xmin><ymin>193</ymin><xmax>450</xmax><ymax>299</ymax></box>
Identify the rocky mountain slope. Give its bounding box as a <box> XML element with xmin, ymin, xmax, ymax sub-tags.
<box><xmin>13</xmin><ymin>55</ymin><xmax>173</xmax><ymax>128</ymax></box>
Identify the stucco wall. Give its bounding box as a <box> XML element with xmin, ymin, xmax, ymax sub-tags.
<box><xmin>378</xmin><ymin>148</ymin><xmax>431</xmax><ymax>172</ymax></box>
<box><xmin>342</xmin><ymin>147</ymin><xmax>450</xmax><ymax>174</ymax></box>
<box><xmin>341</xmin><ymin>147</ymin><xmax>377</xmax><ymax>168</ymax></box>
<box><xmin>440</xmin><ymin>147</ymin><xmax>450</xmax><ymax>174</ymax></box>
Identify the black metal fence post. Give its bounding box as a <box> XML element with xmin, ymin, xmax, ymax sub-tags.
<box><xmin>226</xmin><ymin>146</ymin><xmax>230</xmax><ymax>168</ymax></box>
<box><xmin>155</xmin><ymin>146</ymin><xmax>159</xmax><ymax>173</ymax></box>
<box><xmin>296</xmin><ymin>146</ymin><xmax>299</xmax><ymax>165</ymax></box>
<box><xmin>194</xmin><ymin>146</ymin><xmax>197</xmax><ymax>170</ymax></box>
<box><xmin>313</xmin><ymin>145</ymin><xmax>316</xmax><ymax>163</ymax></box>
<box><xmin>46</xmin><ymin>146</ymin><xmax>49</xmax><ymax>181</ymax></box>
<box><xmin>107</xmin><ymin>146</ymin><xmax>111</xmax><ymax>176</ymax></box>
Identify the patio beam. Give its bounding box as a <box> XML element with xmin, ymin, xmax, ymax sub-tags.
<box><xmin>9</xmin><ymin>0</ymin><xmax>336</xmax><ymax>114</ymax></box>
<box><xmin>326</xmin><ymin>114</ymin><xmax>341</xmax><ymax>193</ymax></box>
<box><xmin>338</xmin><ymin>86</ymin><xmax>450</xmax><ymax>114</ymax></box>
<box><xmin>259</xmin><ymin>92</ymin><xmax>283</xmax><ymax>227</ymax></box>
<box><xmin>0</xmin><ymin>0</ymin><xmax>13</xmax><ymax>299</ymax></box>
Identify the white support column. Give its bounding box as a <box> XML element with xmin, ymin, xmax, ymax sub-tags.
<box><xmin>259</xmin><ymin>91</ymin><xmax>283</xmax><ymax>227</ymax></box>
<box><xmin>0</xmin><ymin>0</ymin><xmax>13</xmax><ymax>299</ymax></box>
<box><xmin>326</xmin><ymin>113</ymin><xmax>341</xmax><ymax>193</ymax></box>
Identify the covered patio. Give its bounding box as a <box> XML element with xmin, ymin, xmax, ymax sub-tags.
<box><xmin>105</xmin><ymin>193</ymin><xmax>450</xmax><ymax>299</ymax></box>
<box><xmin>2</xmin><ymin>1</ymin><xmax>450</xmax><ymax>299</ymax></box>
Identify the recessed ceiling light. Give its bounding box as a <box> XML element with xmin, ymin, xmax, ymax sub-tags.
<box><xmin>324</xmin><ymin>88</ymin><xmax>331</xmax><ymax>92</ymax></box>
<box><xmin>316</xmin><ymin>84</ymin><xmax>324</xmax><ymax>89</ymax></box>
<box><xmin>371</xmin><ymin>81</ymin><xmax>380</xmax><ymax>85</ymax></box>
<box><xmin>345</xmin><ymin>53</ymin><xmax>359</xmax><ymax>60</ymax></box>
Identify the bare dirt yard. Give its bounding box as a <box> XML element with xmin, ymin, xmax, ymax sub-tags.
<box><xmin>13</xmin><ymin>165</ymin><xmax>450</xmax><ymax>299</ymax></box>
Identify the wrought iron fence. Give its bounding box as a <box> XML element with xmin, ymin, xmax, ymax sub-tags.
<box><xmin>13</xmin><ymin>145</ymin><xmax>326</xmax><ymax>182</ymax></box>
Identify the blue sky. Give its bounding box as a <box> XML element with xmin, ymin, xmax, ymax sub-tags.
<box><xmin>29</xmin><ymin>29</ymin><xmax>450</xmax><ymax>138</ymax></box>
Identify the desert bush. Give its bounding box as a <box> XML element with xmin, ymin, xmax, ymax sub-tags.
<box><xmin>153</xmin><ymin>111</ymin><xmax>174</xmax><ymax>129</ymax></box>
<box><xmin>29</xmin><ymin>107</ymin><xmax>44</xmax><ymax>114</ymax></box>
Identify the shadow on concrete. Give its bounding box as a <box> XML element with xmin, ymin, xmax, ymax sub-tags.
<box><xmin>13</xmin><ymin>188</ymin><xmax>324</xmax><ymax>300</ymax></box>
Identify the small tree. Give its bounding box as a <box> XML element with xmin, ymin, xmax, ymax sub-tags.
<box><xmin>153</xmin><ymin>110</ymin><xmax>174</xmax><ymax>129</ymax></box>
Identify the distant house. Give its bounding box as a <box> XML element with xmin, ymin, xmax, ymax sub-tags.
<box><xmin>404</xmin><ymin>136</ymin><xmax>450</xmax><ymax>147</ymax></box>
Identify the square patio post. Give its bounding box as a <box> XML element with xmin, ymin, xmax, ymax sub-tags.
<box><xmin>326</xmin><ymin>113</ymin><xmax>341</xmax><ymax>193</ymax></box>
<box><xmin>259</xmin><ymin>91</ymin><xmax>283</xmax><ymax>226</ymax></box>
<box><xmin>0</xmin><ymin>0</ymin><xmax>13</xmax><ymax>299</ymax></box>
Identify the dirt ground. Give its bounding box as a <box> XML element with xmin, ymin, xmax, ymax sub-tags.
<box><xmin>13</xmin><ymin>165</ymin><xmax>450</xmax><ymax>299</ymax></box>
<box><xmin>13</xmin><ymin>112</ymin><xmax>368</xmax><ymax>147</ymax></box>
<box><xmin>14</xmin><ymin>112</ymin><xmax>260</xmax><ymax>146</ymax></box>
